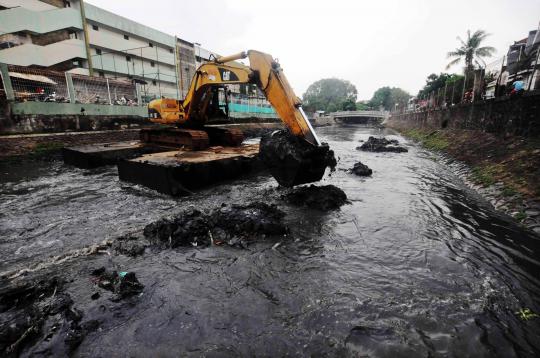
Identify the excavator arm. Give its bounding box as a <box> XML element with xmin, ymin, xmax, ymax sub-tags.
<box><xmin>148</xmin><ymin>50</ymin><xmax>321</xmax><ymax>146</ymax></box>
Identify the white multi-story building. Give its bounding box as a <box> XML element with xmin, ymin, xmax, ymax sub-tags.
<box><xmin>0</xmin><ymin>0</ymin><xmax>87</xmax><ymax>71</ymax></box>
<box><xmin>0</xmin><ymin>0</ymin><xmax>182</xmax><ymax>99</ymax></box>
<box><xmin>84</xmin><ymin>3</ymin><xmax>179</xmax><ymax>99</ymax></box>
<box><xmin>0</xmin><ymin>0</ymin><xmax>275</xmax><ymax>116</ymax></box>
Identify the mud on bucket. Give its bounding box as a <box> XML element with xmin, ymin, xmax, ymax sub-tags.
<box><xmin>259</xmin><ymin>130</ymin><xmax>337</xmax><ymax>187</ymax></box>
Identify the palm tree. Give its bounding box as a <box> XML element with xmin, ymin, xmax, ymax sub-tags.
<box><xmin>446</xmin><ymin>30</ymin><xmax>496</xmax><ymax>72</ymax></box>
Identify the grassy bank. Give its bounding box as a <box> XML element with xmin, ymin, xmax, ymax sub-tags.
<box><xmin>390</xmin><ymin>123</ymin><xmax>540</xmax><ymax>223</ymax></box>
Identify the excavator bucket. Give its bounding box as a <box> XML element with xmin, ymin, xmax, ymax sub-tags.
<box><xmin>259</xmin><ymin>130</ymin><xmax>336</xmax><ymax>187</ymax></box>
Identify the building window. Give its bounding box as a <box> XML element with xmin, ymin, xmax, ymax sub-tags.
<box><xmin>150</xmin><ymin>61</ymin><xmax>155</xmax><ymax>67</ymax></box>
<box><xmin>152</xmin><ymin>80</ymin><xmax>157</xmax><ymax>85</ymax></box>
<box><xmin>96</xmin><ymin>48</ymin><xmax>102</xmax><ymax>55</ymax></box>
<box><xmin>169</xmin><ymin>48</ymin><xmax>173</xmax><ymax>54</ymax></box>
<box><xmin>149</xmin><ymin>42</ymin><xmax>153</xmax><ymax>48</ymax></box>
<box><xmin>124</xmin><ymin>34</ymin><xmax>129</xmax><ymax>40</ymax></box>
<box><xmin>98</xmin><ymin>71</ymin><xmax>105</xmax><ymax>77</ymax></box>
<box><xmin>92</xmin><ymin>25</ymin><xmax>99</xmax><ymax>31</ymax></box>
<box><xmin>126</xmin><ymin>56</ymin><xmax>131</xmax><ymax>62</ymax></box>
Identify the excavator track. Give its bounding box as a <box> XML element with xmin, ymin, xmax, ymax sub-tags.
<box><xmin>205</xmin><ymin>127</ymin><xmax>244</xmax><ymax>147</ymax></box>
<box><xmin>140</xmin><ymin>128</ymin><xmax>210</xmax><ymax>150</ymax></box>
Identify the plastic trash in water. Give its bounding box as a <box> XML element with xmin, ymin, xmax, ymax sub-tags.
<box><xmin>119</xmin><ymin>271</ymin><xmax>128</xmax><ymax>278</ymax></box>
<box><xmin>516</xmin><ymin>308</ymin><xmax>538</xmax><ymax>320</ymax></box>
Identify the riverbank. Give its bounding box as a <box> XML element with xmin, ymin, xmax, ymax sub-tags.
<box><xmin>387</xmin><ymin>119</ymin><xmax>540</xmax><ymax>233</ymax></box>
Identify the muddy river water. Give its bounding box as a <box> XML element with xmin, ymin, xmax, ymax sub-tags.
<box><xmin>1</xmin><ymin>125</ymin><xmax>540</xmax><ymax>357</ymax></box>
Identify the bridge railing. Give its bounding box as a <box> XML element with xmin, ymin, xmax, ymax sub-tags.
<box><xmin>329</xmin><ymin>110</ymin><xmax>389</xmax><ymax>118</ymax></box>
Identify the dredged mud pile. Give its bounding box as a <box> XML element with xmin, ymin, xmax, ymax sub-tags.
<box><xmin>0</xmin><ymin>277</ymin><xmax>89</xmax><ymax>357</ymax></box>
<box><xmin>283</xmin><ymin>185</ymin><xmax>348</xmax><ymax>211</ymax></box>
<box><xmin>350</xmin><ymin>161</ymin><xmax>373</xmax><ymax>176</ymax></box>
<box><xmin>111</xmin><ymin>235</ymin><xmax>147</xmax><ymax>257</ymax></box>
<box><xmin>259</xmin><ymin>130</ymin><xmax>337</xmax><ymax>187</ymax></box>
<box><xmin>143</xmin><ymin>202</ymin><xmax>288</xmax><ymax>248</ymax></box>
<box><xmin>357</xmin><ymin>136</ymin><xmax>408</xmax><ymax>153</ymax></box>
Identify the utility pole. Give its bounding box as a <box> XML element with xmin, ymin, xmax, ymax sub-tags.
<box><xmin>79</xmin><ymin>0</ymin><xmax>94</xmax><ymax>76</ymax></box>
<box><xmin>155</xmin><ymin>46</ymin><xmax>162</xmax><ymax>97</ymax></box>
<box><xmin>174</xmin><ymin>37</ymin><xmax>181</xmax><ymax>99</ymax></box>
<box><xmin>443</xmin><ymin>81</ymin><xmax>448</xmax><ymax>107</ymax></box>
<box><xmin>461</xmin><ymin>71</ymin><xmax>467</xmax><ymax>103</ymax></box>
<box><xmin>527</xmin><ymin>21</ymin><xmax>540</xmax><ymax>91</ymax></box>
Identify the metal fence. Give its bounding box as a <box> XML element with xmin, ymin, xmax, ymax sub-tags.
<box><xmin>71</xmin><ymin>73</ymin><xmax>137</xmax><ymax>105</ymax></box>
<box><xmin>405</xmin><ymin>42</ymin><xmax>540</xmax><ymax>112</ymax></box>
<box><xmin>2</xmin><ymin>64</ymin><xmax>140</xmax><ymax>106</ymax></box>
<box><xmin>1</xmin><ymin>64</ymin><xmax>280</xmax><ymax>116</ymax></box>
<box><xmin>7</xmin><ymin>65</ymin><xmax>69</xmax><ymax>102</ymax></box>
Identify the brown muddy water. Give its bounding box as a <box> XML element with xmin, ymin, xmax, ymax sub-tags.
<box><xmin>1</xmin><ymin>125</ymin><xmax>540</xmax><ymax>357</ymax></box>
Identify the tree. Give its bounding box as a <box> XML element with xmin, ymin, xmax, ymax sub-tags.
<box><xmin>446</xmin><ymin>30</ymin><xmax>496</xmax><ymax>72</ymax></box>
<box><xmin>369</xmin><ymin>87</ymin><xmax>410</xmax><ymax>111</ymax></box>
<box><xmin>355</xmin><ymin>102</ymin><xmax>372</xmax><ymax>111</ymax></box>
<box><xmin>417</xmin><ymin>73</ymin><xmax>453</xmax><ymax>98</ymax></box>
<box><xmin>341</xmin><ymin>98</ymin><xmax>357</xmax><ymax>111</ymax></box>
<box><xmin>302</xmin><ymin>78</ymin><xmax>357</xmax><ymax>112</ymax></box>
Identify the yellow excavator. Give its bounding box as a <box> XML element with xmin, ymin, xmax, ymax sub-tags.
<box><xmin>143</xmin><ymin>50</ymin><xmax>335</xmax><ymax>187</ymax></box>
<box><xmin>144</xmin><ymin>50</ymin><xmax>321</xmax><ymax>150</ymax></box>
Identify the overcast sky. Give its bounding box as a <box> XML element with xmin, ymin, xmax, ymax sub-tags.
<box><xmin>86</xmin><ymin>0</ymin><xmax>539</xmax><ymax>100</ymax></box>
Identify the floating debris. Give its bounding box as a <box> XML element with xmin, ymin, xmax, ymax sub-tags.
<box><xmin>143</xmin><ymin>202</ymin><xmax>288</xmax><ymax>248</ymax></box>
<box><xmin>357</xmin><ymin>136</ymin><xmax>408</xmax><ymax>153</ymax></box>
<box><xmin>283</xmin><ymin>185</ymin><xmax>348</xmax><ymax>211</ymax></box>
<box><xmin>350</xmin><ymin>161</ymin><xmax>373</xmax><ymax>176</ymax></box>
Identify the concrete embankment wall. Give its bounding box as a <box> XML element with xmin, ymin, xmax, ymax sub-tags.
<box><xmin>387</xmin><ymin>92</ymin><xmax>540</xmax><ymax>137</ymax></box>
<box><xmin>0</xmin><ymin>101</ymin><xmax>148</xmax><ymax>134</ymax></box>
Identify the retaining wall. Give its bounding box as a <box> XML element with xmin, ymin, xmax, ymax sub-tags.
<box><xmin>388</xmin><ymin>92</ymin><xmax>540</xmax><ymax>137</ymax></box>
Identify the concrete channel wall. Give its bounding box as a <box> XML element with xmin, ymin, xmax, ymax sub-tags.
<box><xmin>0</xmin><ymin>101</ymin><xmax>148</xmax><ymax>134</ymax></box>
<box><xmin>388</xmin><ymin>92</ymin><xmax>540</xmax><ymax>137</ymax></box>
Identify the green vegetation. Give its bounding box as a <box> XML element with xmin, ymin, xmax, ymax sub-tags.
<box><xmin>471</xmin><ymin>165</ymin><xmax>497</xmax><ymax>187</ymax></box>
<box><xmin>302</xmin><ymin>78</ymin><xmax>358</xmax><ymax>112</ymax></box>
<box><xmin>514</xmin><ymin>211</ymin><xmax>527</xmax><ymax>222</ymax></box>
<box><xmin>446</xmin><ymin>29</ymin><xmax>496</xmax><ymax>72</ymax></box>
<box><xmin>403</xmin><ymin>129</ymin><xmax>449</xmax><ymax>151</ymax></box>
<box><xmin>417</xmin><ymin>73</ymin><xmax>464</xmax><ymax>99</ymax></box>
<box><xmin>355</xmin><ymin>102</ymin><xmax>372</xmax><ymax>111</ymax></box>
<box><xmin>368</xmin><ymin>86</ymin><xmax>410</xmax><ymax>111</ymax></box>
<box><xmin>501</xmin><ymin>185</ymin><xmax>519</xmax><ymax>197</ymax></box>
<box><xmin>32</xmin><ymin>142</ymin><xmax>64</xmax><ymax>156</ymax></box>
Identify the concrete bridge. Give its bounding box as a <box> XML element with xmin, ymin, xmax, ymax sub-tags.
<box><xmin>329</xmin><ymin>110</ymin><xmax>389</xmax><ymax>124</ymax></box>
<box><xmin>312</xmin><ymin>110</ymin><xmax>389</xmax><ymax>126</ymax></box>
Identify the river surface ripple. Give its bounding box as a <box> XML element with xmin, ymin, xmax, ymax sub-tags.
<box><xmin>1</xmin><ymin>125</ymin><xmax>539</xmax><ymax>357</ymax></box>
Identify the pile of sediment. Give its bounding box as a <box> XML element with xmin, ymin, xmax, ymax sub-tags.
<box><xmin>0</xmin><ymin>277</ymin><xmax>91</xmax><ymax>356</ymax></box>
<box><xmin>143</xmin><ymin>202</ymin><xmax>288</xmax><ymax>248</ymax></box>
<box><xmin>357</xmin><ymin>136</ymin><xmax>408</xmax><ymax>153</ymax></box>
<box><xmin>282</xmin><ymin>185</ymin><xmax>348</xmax><ymax>211</ymax></box>
<box><xmin>350</xmin><ymin>161</ymin><xmax>373</xmax><ymax>176</ymax></box>
<box><xmin>259</xmin><ymin>130</ymin><xmax>337</xmax><ymax>187</ymax></box>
